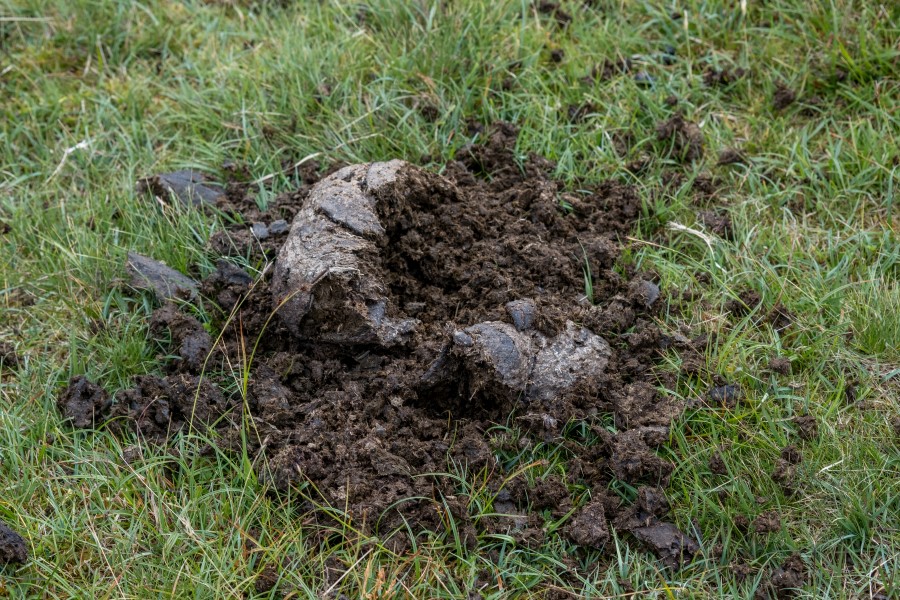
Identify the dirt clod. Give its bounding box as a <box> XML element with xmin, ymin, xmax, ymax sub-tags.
<box><xmin>727</xmin><ymin>290</ymin><xmax>762</xmax><ymax>317</ymax></box>
<box><xmin>708</xmin><ymin>384</ymin><xmax>741</xmax><ymax>407</ymax></box>
<box><xmin>0</xmin><ymin>341</ymin><xmax>19</xmax><ymax>370</ymax></box>
<box><xmin>763</xmin><ymin>553</ymin><xmax>806</xmax><ymax>598</ymax></box>
<box><xmin>792</xmin><ymin>415</ymin><xmax>817</xmax><ymax>440</ymax></box>
<box><xmin>704</xmin><ymin>67</ymin><xmax>747</xmax><ymax>87</ymax></box>
<box><xmin>126</xmin><ymin>252</ymin><xmax>199</xmax><ymax>302</ymax></box>
<box><xmin>717</xmin><ymin>148</ymin><xmax>746</xmax><ymax>166</ymax></box>
<box><xmin>769</xmin><ymin>357</ymin><xmax>791</xmax><ymax>375</ymax></box>
<box><xmin>536</xmin><ymin>0</ymin><xmax>571</xmax><ymax>25</ymax></box>
<box><xmin>698</xmin><ymin>210</ymin><xmax>734</xmax><ymax>240</ymax></box>
<box><xmin>565</xmin><ymin>501</ymin><xmax>609</xmax><ymax>548</ymax></box>
<box><xmin>752</xmin><ymin>510</ymin><xmax>781</xmax><ymax>534</ymax></box>
<box><xmin>254</xmin><ymin>564</ymin><xmax>279</xmax><ymax>594</ymax></box>
<box><xmin>58</xmin><ymin>376</ymin><xmax>110</xmax><ymax>429</ymax></box>
<box><xmin>780</xmin><ymin>445</ymin><xmax>802</xmax><ymax>464</ymax></box>
<box><xmin>773</xmin><ymin>84</ymin><xmax>797</xmax><ymax>111</ymax></box>
<box><xmin>0</xmin><ymin>520</ymin><xmax>28</xmax><ymax>564</ymax></box>
<box><xmin>629</xmin><ymin>521</ymin><xmax>700</xmax><ymax>570</ymax></box>
<box><xmin>771</xmin><ymin>459</ymin><xmax>797</xmax><ymax>494</ymax></box>
<box><xmin>709</xmin><ymin>449</ymin><xmax>727</xmax><ymax>475</ymax></box>
<box><xmin>656</xmin><ymin>113</ymin><xmax>704</xmax><ymax>162</ymax></box>
<box><xmin>137</xmin><ymin>169</ymin><xmax>224</xmax><ymax>207</ymax></box>
<box><xmin>732</xmin><ymin>561</ymin><xmax>752</xmax><ymax>582</ymax></box>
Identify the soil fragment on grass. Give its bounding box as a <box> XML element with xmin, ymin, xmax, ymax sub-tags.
<box><xmin>136</xmin><ymin>169</ymin><xmax>224</xmax><ymax>207</ymax></box>
<box><xmin>704</xmin><ymin>67</ymin><xmax>747</xmax><ymax>87</ymax></box>
<box><xmin>126</xmin><ymin>252</ymin><xmax>199</xmax><ymax>302</ymax></box>
<box><xmin>709</xmin><ymin>384</ymin><xmax>741</xmax><ymax>407</ymax></box>
<box><xmin>0</xmin><ymin>521</ymin><xmax>28</xmax><ymax>564</ymax></box>
<box><xmin>780</xmin><ymin>444</ymin><xmax>802</xmax><ymax>464</ymax></box>
<box><xmin>717</xmin><ymin>148</ymin><xmax>746</xmax><ymax>166</ymax></box>
<box><xmin>769</xmin><ymin>357</ymin><xmax>791</xmax><ymax>375</ymax></box>
<box><xmin>656</xmin><ymin>113</ymin><xmax>704</xmax><ymax>161</ymax></box>
<box><xmin>727</xmin><ymin>289</ymin><xmax>762</xmax><ymax>317</ymax></box>
<box><xmin>771</xmin><ymin>459</ymin><xmax>797</xmax><ymax>494</ymax></box>
<box><xmin>629</xmin><ymin>521</ymin><xmax>700</xmax><ymax>570</ymax></box>
<box><xmin>0</xmin><ymin>342</ymin><xmax>19</xmax><ymax>370</ymax></box>
<box><xmin>536</xmin><ymin>0</ymin><xmax>571</xmax><ymax>25</ymax></box>
<box><xmin>565</xmin><ymin>501</ymin><xmax>610</xmax><ymax>548</ymax></box>
<box><xmin>760</xmin><ymin>553</ymin><xmax>806</xmax><ymax>598</ymax></box>
<box><xmin>79</xmin><ymin>124</ymin><xmax>697</xmax><ymax>567</ymax></box>
<box><xmin>791</xmin><ymin>415</ymin><xmax>818</xmax><ymax>440</ymax></box>
<box><xmin>773</xmin><ymin>83</ymin><xmax>797</xmax><ymax>110</ymax></box>
<box><xmin>698</xmin><ymin>210</ymin><xmax>734</xmax><ymax>239</ymax></box>
<box><xmin>709</xmin><ymin>449</ymin><xmax>727</xmax><ymax>475</ymax></box>
<box><xmin>58</xmin><ymin>375</ymin><xmax>109</xmax><ymax>429</ymax></box>
<box><xmin>752</xmin><ymin>510</ymin><xmax>781</xmax><ymax>534</ymax></box>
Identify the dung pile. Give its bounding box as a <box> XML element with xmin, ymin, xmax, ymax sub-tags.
<box><xmin>62</xmin><ymin>124</ymin><xmax>702</xmax><ymax>567</ymax></box>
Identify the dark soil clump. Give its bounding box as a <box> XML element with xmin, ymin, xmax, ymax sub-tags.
<box><xmin>758</xmin><ymin>553</ymin><xmax>806</xmax><ymax>599</ymax></box>
<box><xmin>64</xmin><ymin>124</ymin><xmax>700</xmax><ymax>567</ymax></box>
<box><xmin>656</xmin><ymin>113</ymin><xmax>704</xmax><ymax>162</ymax></box>
<box><xmin>792</xmin><ymin>415</ymin><xmax>818</xmax><ymax>440</ymax></box>
<box><xmin>0</xmin><ymin>342</ymin><xmax>19</xmax><ymax>370</ymax></box>
<box><xmin>769</xmin><ymin>357</ymin><xmax>791</xmax><ymax>375</ymax></box>
<box><xmin>709</xmin><ymin>449</ymin><xmax>727</xmax><ymax>475</ymax></box>
<box><xmin>704</xmin><ymin>67</ymin><xmax>747</xmax><ymax>87</ymax></box>
<box><xmin>717</xmin><ymin>148</ymin><xmax>746</xmax><ymax>166</ymax></box>
<box><xmin>773</xmin><ymin>84</ymin><xmax>797</xmax><ymax>111</ymax></box>
<box><xmin>0</xmin><ymin>521</ymin><xmax>28</xmax><ymax>564</ymax></box>
<box><xmin>58</xmin><ymin>376</ymin><xmax>110</xmax><ymax>429</ymax></box>
<box><xmin>536</xmin><ymin>1</ymin><xmax>572</xmax><ymax>26</ymax></box>
<box><xmin>752</xmin><ymin>510</ymin><xmax>781</xmax><ymax>534</ymax></box>
<box><xmin>727</xmin><ymin>289</ymin><xmax>762</xmax><ymax>317</ymax></box>
<box><xmin>699</xmin><ymin>210</ymin><xmax>734</xmax><ymax>239</ymax></box>
<box><xmin>584</xmin><ymin>58</ymin><xmax>632</xmax><ymax>83</ymax></box>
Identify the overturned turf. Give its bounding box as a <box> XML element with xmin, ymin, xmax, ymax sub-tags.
<box><xmin>62</xmin><ymin>125</ymin><xmax>705</xmax><ymax>567</ymax></box>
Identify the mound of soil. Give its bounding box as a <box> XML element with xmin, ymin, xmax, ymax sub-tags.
<box><xmin>64</xmin><ymin>125</ymin><xmax>700</xmax><ymax>567</ymax></box>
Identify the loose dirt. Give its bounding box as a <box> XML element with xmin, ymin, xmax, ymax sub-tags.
<box><xmin>63</xmin><ymin>124</ymin><xmax>702</xmax><ymax>567</ymax></box>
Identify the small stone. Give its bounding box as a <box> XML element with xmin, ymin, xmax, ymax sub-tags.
<box><xmin>126</xmin><ymin>252</ymin><xmax>199</xmax><ymax>302</ymax></box>
<box><xmin>505</xmin><ymin>299</ymin><xmax>536</xmax><ymax>331</ymax></box>
<box><xmin>453</xmin><ymin>330</ymin><xmax>475</xmax><ymax>347</ymax></box>
<box><xmin>136</xmin><ymin>170</ymin><xmax>224</xmax><ymax>207</ymax></box>
<box><xmin>634</xmin><ymin>72</ymin><xmax>656</xmax><ymax>87</ymax></box>
<box><xmin>268</xmin><ymin>219</ymin><xmax>289</xmax><ymax>235</ymax></box>
<box><xmin>251</xmin><ymin>222</ymin><xmax>269</xmax><ymax>240</ymax></box>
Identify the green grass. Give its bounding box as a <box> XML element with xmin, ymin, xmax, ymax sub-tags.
<box><xmin>1</xmin><ymin>0</ymin><xmax>898</xmax><ymax>597</ymax></box>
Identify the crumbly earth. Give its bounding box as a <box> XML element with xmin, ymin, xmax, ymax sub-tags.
<box><xmin>0</xmin><ymin>520</ymin><xmax>28</xmax><ymax>565</ymax></box>
<box><xmin>61</xmin><ymin>124</ymin><xmax>703</xmax><ymax>566</ymax></box>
